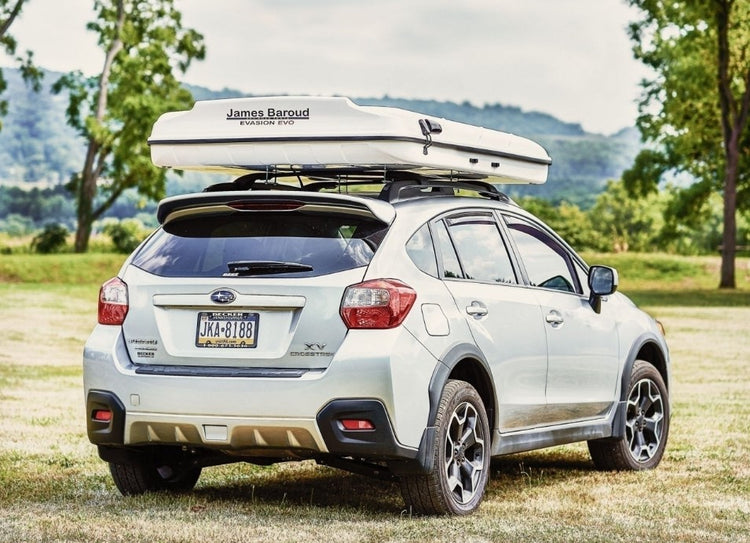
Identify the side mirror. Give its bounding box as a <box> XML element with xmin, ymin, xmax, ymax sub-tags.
<box><xmin>588</xmin><ymin>265</ymin><xmax>618</xmax><ymax>313</ymax></box>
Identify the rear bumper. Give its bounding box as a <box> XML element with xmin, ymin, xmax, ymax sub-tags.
<box><xmin>86</xmin><ymin>391</ymin><xmax>419</xmax><ymax>463</ymax></box>
<box><xmin>83</xmin><ymin>325</ymin><xmax>436</xmax><ymax>461</ymax></box>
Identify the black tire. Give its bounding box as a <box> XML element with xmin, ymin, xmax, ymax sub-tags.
<box><xmin>400</xmin><ymin>379</ymin><xmax>490</xmax><ymax>515</ymax></box>
<box><xmin>588</xmin><ymin>360</ymin><xmax>670</xmax><ymax>471</ymax></box>
<box><xmin>109</xmin><ymin>458</ymin><xmax>202</xmax><ymax>496</ymax></box>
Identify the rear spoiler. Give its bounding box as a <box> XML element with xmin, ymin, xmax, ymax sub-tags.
<box><xmin>156</xmin><ymin>191</ymin><xmax>396</xmax><ymax>226</ymax></box>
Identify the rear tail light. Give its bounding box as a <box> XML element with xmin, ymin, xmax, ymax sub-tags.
<box><xmin>340</xmin><ymin>279</ymin><xmax>416</xmax><ymax>329</ymax></box>
<box><xmin>98</xmin><ymin>277</ymin><xmax>129</xmax><ymax>325</ymax></box>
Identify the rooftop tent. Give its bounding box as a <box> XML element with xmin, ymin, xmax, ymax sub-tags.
<box><xmin>148</xmin><ymin>96</ymin><xmax>551</xmax><ymax>185</ymax></box>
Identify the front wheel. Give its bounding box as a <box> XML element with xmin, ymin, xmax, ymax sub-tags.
<box><xmin>588</xmin><ymin>360</ymin><xmax>670</xmax><ymax>471</ymax></box>
<box><xmin>400</xmin><ymin>379</ymin><xmax>490</xmax><ymax>515</ymax></box>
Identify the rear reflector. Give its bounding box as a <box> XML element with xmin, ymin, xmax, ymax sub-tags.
<box><xmin>98</xmin><ymin>277</ymin><xmax>129</xmax><ymax>325</ymax></box>
<box><xmin>340</xmin><ymin>279</ymin><xmax>416</xmax><ymax>329</ymax></box>
<box><xmin>92</xmin><ymin>409</ymin><xmax>112</xmax><ymax>423</ymax></box>
<box><xmin>339</xmin><ymin>419</ymin><xmax>376</xmax><ymax>431</ymax></box>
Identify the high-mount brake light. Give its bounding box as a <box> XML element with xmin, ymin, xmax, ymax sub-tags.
<box><xmin>228</xmin><ymin>200</ymin><xmax>304</xmax><ymax>211</ymax></box>
<box><xmin>98</xmin><ymin>277</ymin><xmax>128</xmax><ymax>325</ymax></box>
<box><xmin>340</xmin><ymin>279</ymin><xmax>417</xmax><ymax>329</ymax></box>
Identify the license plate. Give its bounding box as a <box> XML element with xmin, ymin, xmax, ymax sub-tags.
<box><xmin>195</xmin><ymin>312</ymin><xmax>259</xmax><ymax>348</ymax></box>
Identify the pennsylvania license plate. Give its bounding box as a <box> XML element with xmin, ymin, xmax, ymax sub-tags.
<box><xmin>195</xmin><ymin>312</ymin><xmax>259</xmax><ymax>348</ymax></box>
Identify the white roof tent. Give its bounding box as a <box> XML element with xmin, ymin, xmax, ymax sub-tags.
<box><xmin>148</xmin><ymin>96</ymin><xmax>551</xmax><ymax>185</ymax></box>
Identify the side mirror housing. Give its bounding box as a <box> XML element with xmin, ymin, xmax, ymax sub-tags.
<box><xmin>588</xmin><ymin>265</ymin><xmax>618</xmax><ymax>313</ymax></box>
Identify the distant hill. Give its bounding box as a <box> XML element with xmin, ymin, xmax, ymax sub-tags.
<box><xmin>0</xmin><ymin>69</ymin><xmax>83</xmax><ymax>185</ymax></box>
<box><xmin>0</xmin><ymin>68</ymin><xmax>641</xmax><ymax>208</ymax></box>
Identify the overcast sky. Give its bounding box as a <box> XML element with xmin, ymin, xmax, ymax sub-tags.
<box><xmin>2</xmin><ymin>0</ymin><xmax>650</xmax><ymax>135</ymax></box>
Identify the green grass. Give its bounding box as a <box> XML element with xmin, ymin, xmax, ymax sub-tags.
<box><xmin>0</xmin><ymin>253</ymin><xmax>126</xmax><ymax>284</ymax></box>
<box><xmin>0</xmin><ymin>253</ymin><xmax>748</xmax><ymax>542</ymax></box>
<box><xmin>583</xmin><ymin>252</ymin><xmax>750</xmax><ymax>307</ymax></box>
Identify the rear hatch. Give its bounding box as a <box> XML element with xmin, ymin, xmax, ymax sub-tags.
<box><xmin>120</xmin><ymin>192</ymin><xmax>393</xmax><ymax>374</ymax></box>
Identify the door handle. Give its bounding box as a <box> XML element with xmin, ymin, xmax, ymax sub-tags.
<box><xmin>545</xmin><ymin>310</ymin><xmax>564</xmax><ymax>326</ymax></box>
<box><xmin>466</xmin><ymin>301</ymin><xmax>488</xmax><ymax>317</ymax></box>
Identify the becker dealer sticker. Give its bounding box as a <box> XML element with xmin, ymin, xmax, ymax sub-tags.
<box><xmin>226</xmin><ymin>106</ymin><xmax>310</xmax><ymax>126</ymax></box>
<box><xmin>127</xmin><ymin>338</ymin><xmax>159</xmax><ymax>359</ymax></box>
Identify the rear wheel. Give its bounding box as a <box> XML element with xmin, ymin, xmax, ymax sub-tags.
<box><xmin>588</xmin><ymin>360</ymin><xmax>669</xmax><ymax>471</ymax></box>
<box><xmin>109</xmin><ymin>457</ymin><xmax>202</xmax><ymax>495</ymax></box>
<box><xmin>400</xmin><ymin>379</ymin><xmax>490</xmax><ymax>515</ymax></box>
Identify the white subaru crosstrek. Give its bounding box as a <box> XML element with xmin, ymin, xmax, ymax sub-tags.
<box><xmin>84</xmin><ymin>173</ymin><xmax>670</xmax><ymax>515</ymax></box>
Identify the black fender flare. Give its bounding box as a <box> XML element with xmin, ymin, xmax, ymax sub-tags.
<box><xmin>426</xmin><ymin>342</ymin><xmax>496</xmax><ymax>428</ymax></box>
<box><xmin>619</xmin><ymin>332</ymin><xmax>669</xmax><ymax>401</ymax></box>
<box><xmin>391</xmin><ymin>343</ymin><xmax>496</xmax><ymax>476</ymax></box>
<box><xmin>610</xmin><ymin>332</ymin><xmax>669</xmax><ymax>439</ymax></box>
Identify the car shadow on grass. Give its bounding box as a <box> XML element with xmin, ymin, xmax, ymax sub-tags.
<box><xmin>192</xmin><ymin>463</ymin><xmax>403</xmax><ymax>514</ymax></box>
<box><xmin>185</xmin><ymin>448</ymin><xmax>597</xmax><ymax>514</ymax></box>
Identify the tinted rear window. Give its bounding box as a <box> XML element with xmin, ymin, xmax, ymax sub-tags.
<box><xmin>132</xmin><ymin>211</ymin><xmax>388</xmax><ymax>278</ymax></box>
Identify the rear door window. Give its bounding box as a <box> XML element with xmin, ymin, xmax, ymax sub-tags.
<box><xmin>132</xmin><ymin>211</ymin><xmax>388</xmax><ymax>278</ymax></box>
<box><xmin>435</xmin><ymin>213</ymin><xmax>517</xmax><ymax>284</ymax></box>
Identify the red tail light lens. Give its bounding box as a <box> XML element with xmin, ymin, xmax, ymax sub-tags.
<box><xmin>340</xmin><ymin>279</ymin><xmax>416</xmax><ymax>329</ymax></box>
<box><xmin>98</xmin><ymin>277</ymin><xmax>129</xmax><ymax>325</ymax></box>
<box><xmin>92</xmin><ymin>409</ymin><xmax>113</xmax><ymax>423</ymax></box>
<box><xmin>339</xmin><ymin>419</ymin><xmax>375</xmax><ymax>431</ymax></box>
<box><xmin>228</xmin><ymin>200</ymin><xmax>304</xmax><ymax>211</ymax></box>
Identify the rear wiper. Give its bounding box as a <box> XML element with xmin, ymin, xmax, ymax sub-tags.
<box><xmin>226</xmin><ymin>261</ymin><xmax>314</xmax><ymax>276</ymax></box>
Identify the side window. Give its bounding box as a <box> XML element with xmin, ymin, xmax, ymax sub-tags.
<box><xmin>435</xmin><ymin>214</ymin><xmax>517</xmax><ymax>284</ymax></box>
<box><xmin>505</xmin><ymin>215</ymin><xmax>579</xmax><ymax>293</ymax></box>
<box><xmin>434</xmin><ymin>220</ymin><xmax>463</xmax><ymax>279</ymax></box>
<box><xmin>406</xmin><ymin>224</ymin><xmax>438</xmax><ymax>277</ymax></box>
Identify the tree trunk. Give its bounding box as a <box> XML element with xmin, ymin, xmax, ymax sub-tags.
<box><xmin>719</xmin><ymin>160</ymin><xmax>738</xmax><ymax>288</ymax></box>
<box><xmin>73</xmin><ymin>203</ymin><xmax>93</xmax><ymax>253</ymax></box>
<box><xmin>715</xmin><ymin>1</ymin><xmax>740</xmax><ymax>289</ymax></box>
<box><xmin>73</xmin><ymin>143</ymin><xmax>100</xmax><ymax>253</ymax></box>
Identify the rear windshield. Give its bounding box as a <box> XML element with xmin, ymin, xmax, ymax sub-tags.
<box><xmin>132</xmin><ymin>211</ymin><xmax>388</xmax><ymax>278</ymax></box>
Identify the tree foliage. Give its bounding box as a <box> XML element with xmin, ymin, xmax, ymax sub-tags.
<box><xmin>0</xmin><ymin>0</ymin><xmax>42</xmax><ymax>129</ymax></box>
<box><xmin>102</xmin><ymin>217</ymin><xmax>150</xmax><ymax>253</ymax></box>
<box><xmin>53</xmin><ymin>0</ymin><xmax>205</xmax><ymax>252</ymax></box>
<box><xmin>588</xmin><ymin>179</ymin><xmax>665</xmax><ymax>252</ymax></box>
<box><xmin>31</xmin><ymin>223</ymin><xmax>68</xmax><ymax>253</ymax></box>
<box><xmin>625</xmin><ymin>0</ymin><xmax>750</xmax><ymax>287</ymax></box>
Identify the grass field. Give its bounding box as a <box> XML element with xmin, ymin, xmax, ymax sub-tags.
<box><xmin>0</xmin><ymin>253</ymin><xmax>748</xmax><ymax>542</ymax></box>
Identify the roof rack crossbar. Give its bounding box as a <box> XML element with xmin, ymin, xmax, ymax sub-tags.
<box><xmin>384</xmin><ymin>180</ymin><xmax>508</xmax><ymax>203</ymax></box>
<box><xmin>201</xmin><ymin>169</ymin><xmax>510</xmax><ymax>203</ymax></box>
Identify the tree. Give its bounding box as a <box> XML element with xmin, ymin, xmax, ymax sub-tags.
<box><xmin>588</xmin><ymin>179</ymin><xmax>664</xmax><ymax>253</ymax></box>
<box><xmin>625</xmin><ymin>0</ymin><xmax>750</xmax><ymax>288</ymax></box>
<box><xmin>517</xmin><ymin>196</ymin><xmax>604</xmax><ymax>251</ymax></box>
<box><xmin>53</xmin><ymin>0</ymin><xmax>205</xmax><ymax>252</ymax></box>
<box><xmin>0</xmin><ymin>0</ymin><xmax>42</xmax><ymax>129</ymax></box>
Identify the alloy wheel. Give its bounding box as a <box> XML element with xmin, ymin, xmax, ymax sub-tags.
<box><xmin>625</xmin><ymin>378</ymin><xmax>665</xmax><ymax>463</ymax></box>
<box><xmin>443</xmin><ymin>401</ymin><xmax>486</xmax><ymax>505</ymax></box>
